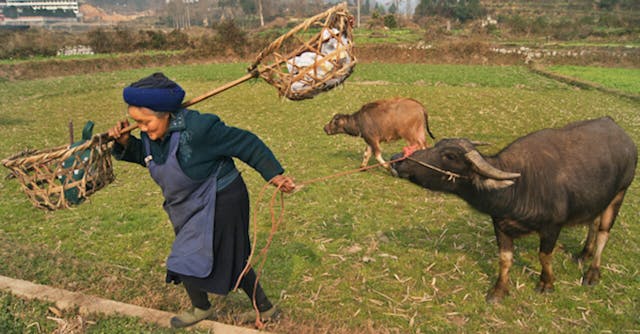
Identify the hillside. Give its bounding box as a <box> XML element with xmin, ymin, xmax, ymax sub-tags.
<box><xmin>84</xmin><ymin>0</ymin><xmax>163</xmax><ymax>14</ymax></box>
<box><xmin>80</xmin><ymin>3</ymin><xmax>151</xmax><ymax>23</ymax></box>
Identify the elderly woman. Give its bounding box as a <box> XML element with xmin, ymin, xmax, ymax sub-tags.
<box><xmin>108</xmin><ymin>72</ymin><xmax>295</xmax><ymax>328</ymax></box>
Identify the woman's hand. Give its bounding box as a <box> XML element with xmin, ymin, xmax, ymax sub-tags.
<box><xmin>108</xmin><ymin>119</ymin><xmax>131</xmax><ymax>147</ymax></box>
<box><xmin>269</xmin><ymin>174</ymin><xmax>296</xmax><ymax>193</ymax></box>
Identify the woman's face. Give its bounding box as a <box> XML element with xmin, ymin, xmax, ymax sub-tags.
<box><xmin>128</xmin><ymin>106</ymin><xmax>170</xmax><ymax>141</ymax></box>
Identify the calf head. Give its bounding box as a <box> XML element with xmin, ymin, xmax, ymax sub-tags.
<box><xmin>391</xmin><ymin>138</ymin><xmax>521</xmax><ymax>192</ymax></box>
<box><xmin>323</xmin><ymin>114</ymin><xmax>351</xmax><ymax>135</ymax></box>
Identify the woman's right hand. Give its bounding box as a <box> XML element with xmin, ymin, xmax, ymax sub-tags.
<box><xmin>108</xmin><ymin>119</ymin><xmax>131</xmax><ymax>147</ymax></box>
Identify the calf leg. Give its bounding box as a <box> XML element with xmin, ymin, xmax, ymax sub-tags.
<box><xmin>487</xmin><ymin>221</ymin><xmax>514</xmax><ymax>303</ymax></box>
<box><xmin>369</xmin><ymin>141</ymin><xmax>389</xmax><ymax>169</ymax></box>
<box><xmin>402</xmin><ymin>141</ymin><xmax>425</xmax><ymax>158</ymax></box>
<box><xmin>536</xmin><ymin>226</ymin><xmax>561</xmax><ymax>293</ymax></box>
<box><xmin>583</xmin><ymin>190</ymin><xmax>626</xmax><ymax>286</ymax></box>
<box><xmin>412</xmin><ymin>134</ymin><xmax>427</xmax><ymax>149</ymax></box>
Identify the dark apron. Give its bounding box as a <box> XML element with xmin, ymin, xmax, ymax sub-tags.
<box><xmin>143</xmin><ymin>131</ymin><xmax>222</xmax><ymax>278</ymax></box>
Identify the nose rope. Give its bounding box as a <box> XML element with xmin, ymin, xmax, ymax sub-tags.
<box><xmin>404</xmin><ymin>156</ymin><xmax>466</xmax><ymax>183</ymax></box>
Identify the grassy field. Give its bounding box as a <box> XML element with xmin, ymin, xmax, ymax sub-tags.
<box><xmin>547</xmin><ymin>65</ymin><xmax>640</xmax><ymax>95</ymax></box>
<box><xmin>0</xmin><ymin>63</ymin><xmax>638</xmax><ymax>333</ymax></box>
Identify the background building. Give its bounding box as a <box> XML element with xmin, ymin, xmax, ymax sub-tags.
<box><xmin>0</xmin><ymin>0</ymin><xmax>80</xmax><ymax>26</ymax></box>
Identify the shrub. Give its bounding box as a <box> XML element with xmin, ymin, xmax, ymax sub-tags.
<box><xmin>504</xmin><ymin>14</ymin><xmax>529</xmax><ymax>35</ymax></box>
<box><xmin>86</xmin><ymin>28</ymin><xmax>112</xmax><ymax>53</ymax></box>
<box><xmin>0</xmin><ymin>28</ymin><xmax>73</xmax><ymax>59</ymax></box>
<box><xmin>87</xmin><ymin>28</ymin><xmax>190</xmax><ymax>54</ymax></box>
<box><xmin>383</xmin><ymin>14</ymin><xmax>398</xmax><ymax>29</ymax></box>
<box><xmin>213</xmin><ymin>20</ymin><xmax>249</xmax><ymax>57</ymax></box>
<box><xmin>165</xmin><ymin>29</ymin><xmax>190</xmax><ymax>50</ymax></box>
<box><xmin>531</xmin><ymin>16</ymin><xmax>550</xmax><ymax>35</ymax></box>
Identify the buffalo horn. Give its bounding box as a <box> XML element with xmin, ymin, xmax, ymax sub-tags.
<box><xmin>464</xmin><ymin>150</ymin><xmax>521</xmax><ymax>180</ymax></box>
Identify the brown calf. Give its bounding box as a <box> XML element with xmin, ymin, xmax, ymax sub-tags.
<box><xmin>324</xmin><ymin>97</ymin><xmax>435</xmax><ymax>169</ymax></box>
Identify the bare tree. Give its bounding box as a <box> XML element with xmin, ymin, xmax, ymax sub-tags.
<box><xmin>406</xmin><ymin>0</ymin><xmax>411</xmax><ymax>18</ymax></box>
<box><xmin>166</xmin><ymin>0</ymin><xmax>195</xmax><ymax>29</ymax></box>
<box><xmin>257</xmin><ymin>0</ymin><xmax>264</xmax><ymax>26</ymax></box>
<box><xmin>291</xmin><ymin>0</ymin><xmax>305</xmax><ymax>16</ymax></box>
<box><xmin>356</xmin><ymin>0</ymin><xmax>361</xmax><ymax>27</ymax></box>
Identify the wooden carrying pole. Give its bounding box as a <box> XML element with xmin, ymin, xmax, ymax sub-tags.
<box><xmin>181</xmin><ymin>72</ymin><xmax>258</xmax><ymax>107</ymax></box>
<box><xmin>100</xmin><ymin>2</ymin><xmax>353</xmax><ymax>138</ymax></box>
<box><xmin>104</xmin><ymin>71</ymin><xmax>260</xmax><ymax>138</ymax></box>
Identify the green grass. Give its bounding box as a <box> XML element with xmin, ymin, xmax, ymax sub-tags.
<box><xmin>0</xmin><ymin>291</ymin><xmax>56</xmax><ymax>334</ymax></box>
<box><xmin>263</xmin><ymin>27</ymin><xmax>425</xmax><ymax>45</ymax></box>
<box><xmin>547</xmin><ymin>65</ymin><xmax>640</xmax><ymax>95</ymax></box>
<box><xmin>0</xmin><ymin>50</ymin><xmax>187</xmax><ymax>65</ymax></box>
<box><xmin>0</xmin><ymin>63</ymin><xmax>639</xmax><ymax>333</ymax></box>
<box><xmin>496</xmin><ymin>39</ymin><xmax>640</xmax><ymax>48</ymax></box>
<box><xmin>353</xmin><ymin>28</ymin><xmax>424</xmax><ymax>44</ymax></box>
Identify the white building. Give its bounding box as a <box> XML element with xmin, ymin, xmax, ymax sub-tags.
<box><xmin>3</xmin><ymin>0</ymin><xmax>80</xmax><ymax>15</ymax></box>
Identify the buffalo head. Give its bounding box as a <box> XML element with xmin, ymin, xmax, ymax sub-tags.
<box><xmin>391</xmin><ymin>138</ymin><xmax>521</xmax><ymax>192</ymax></box>
<box><xmin>323</xmin><ymin>114</ymin><xmax>351</xmax><ymax>135</ymax></box>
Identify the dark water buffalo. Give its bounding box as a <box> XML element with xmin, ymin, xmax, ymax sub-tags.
<box><xmin>391</xmin><ymin>117</ymin><xmax>637</xmax><ymax>303</ymax></box>
<box><xmin>324</xmin><ymin>97</ymin><xmax>435</xmax><ymax>169</ymax></box>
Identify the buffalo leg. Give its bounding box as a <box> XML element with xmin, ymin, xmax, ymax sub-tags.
<box><xmin>536</xmin><ymin>226</ymin><xmax>561</xmax><ymax>293</ymax></box>
<box><xmin>583</xmin><ymin>190</ymin><xmax>626</xmax><ymax>286</ymax></box>
<box><xmin>575</xmin><ymin>216</ymin><xmax>600</xmax><ymax>263</ymax></box>
<box><xmin>487</xmin><ymin>221</ymin><xmax>514</xmax><ymax>303</ymax></box>
<box><xmin>360</xmin><ymin>145</ymin><xmax>372</xmax><ymax>168</ymax></box>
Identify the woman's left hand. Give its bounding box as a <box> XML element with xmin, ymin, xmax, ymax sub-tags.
<box><xmin>269</xmin><ymin>175</ymin><xmax>296</xmax><ymax>193</ymax></box>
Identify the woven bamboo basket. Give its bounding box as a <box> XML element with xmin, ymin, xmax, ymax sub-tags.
<box><xmin>2</xmin><ymin>136</ymin><xmax>114</xmax><ymax>210</ymax></box>
<box><xmin>249</xmin><ymin>2</ymin><xmax>356</xmax><ymax>100</ymax></box>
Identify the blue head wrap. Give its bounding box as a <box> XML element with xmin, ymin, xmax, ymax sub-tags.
<box><xmin>122</xmin><ymin>72</ymin><xmax>185</xmax><ymax>112</ymax></box>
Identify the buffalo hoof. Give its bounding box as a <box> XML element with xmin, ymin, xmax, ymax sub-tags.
<box><xmin>582</xmin><ymin>268</ymin><xmax>600</xmax><ymax>286</ymax></box>
<box><xmin>572</xmin><ymin>251</ymin><xmax>591</xmax><ymax>264</ymax></box>
<box><xmin>486</xmin><ymin>288</ymin><xmax>509</xmax><ymax>304</ymax></box>
<box><xmin>535</xmin><ymin>282</ymin><xmax>555</xmax><ymax>293</ymax></box>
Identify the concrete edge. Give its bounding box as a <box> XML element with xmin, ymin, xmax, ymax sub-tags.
<box><xmin>0</xmin><ymin>275</ymin><xmax>267</xmax><ymax>333</ymax></box>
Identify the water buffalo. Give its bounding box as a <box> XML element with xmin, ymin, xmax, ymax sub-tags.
<box><xmin>324</xmin><ymin>97</ymin><xmax>435</xmax><ymax>169</ymax></box>
<box><xmin>391</xmin><ymin>116</ymin><xmax>637</xmax><ymax>303</ymax></box>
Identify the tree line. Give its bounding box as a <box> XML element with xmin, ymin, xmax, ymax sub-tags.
<box><xmin>0</xmin><ymin>0</ymin><xmax>637</xmax><ymax>60</ymax></box>
<box><xmin>0</xmin><ymin>21</ymin><xmax>269</xmax><ymax>60</ymax></box>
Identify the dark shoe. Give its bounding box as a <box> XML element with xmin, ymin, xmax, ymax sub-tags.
<box><xmin>235</xmin><ymin>306</ymin><xmax>280</xmax><ymax>324</ymax></box>
<box><xmin>170</xmin><ymin>306</ymin><xmax>217</xmax><ymax>328</ymax></box>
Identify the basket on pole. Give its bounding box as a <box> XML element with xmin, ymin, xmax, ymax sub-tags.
<box><xmin>249</xmin><ymin>2</ymin><xmax>356</xmax><ymax>100</ymax></box>
<box><xmin>2</xmin><ymin>132</ymin><xmax>114</xmax><ymax>210</ymax></box>
<box><xmin>183</xmin><ymin>2</ymin><xmax>356</xmax><ymax>105</ymax></box>
<box><xmin>2</xmin><ymin>2</ymin><xmax>357</xmax><ymax>211</ymax></box>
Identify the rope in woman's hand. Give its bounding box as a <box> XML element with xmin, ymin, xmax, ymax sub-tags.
<box><xmin>233</xmin><ymin>156</ymin><xmax>407</xmax><ymax>329</ymax></box>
